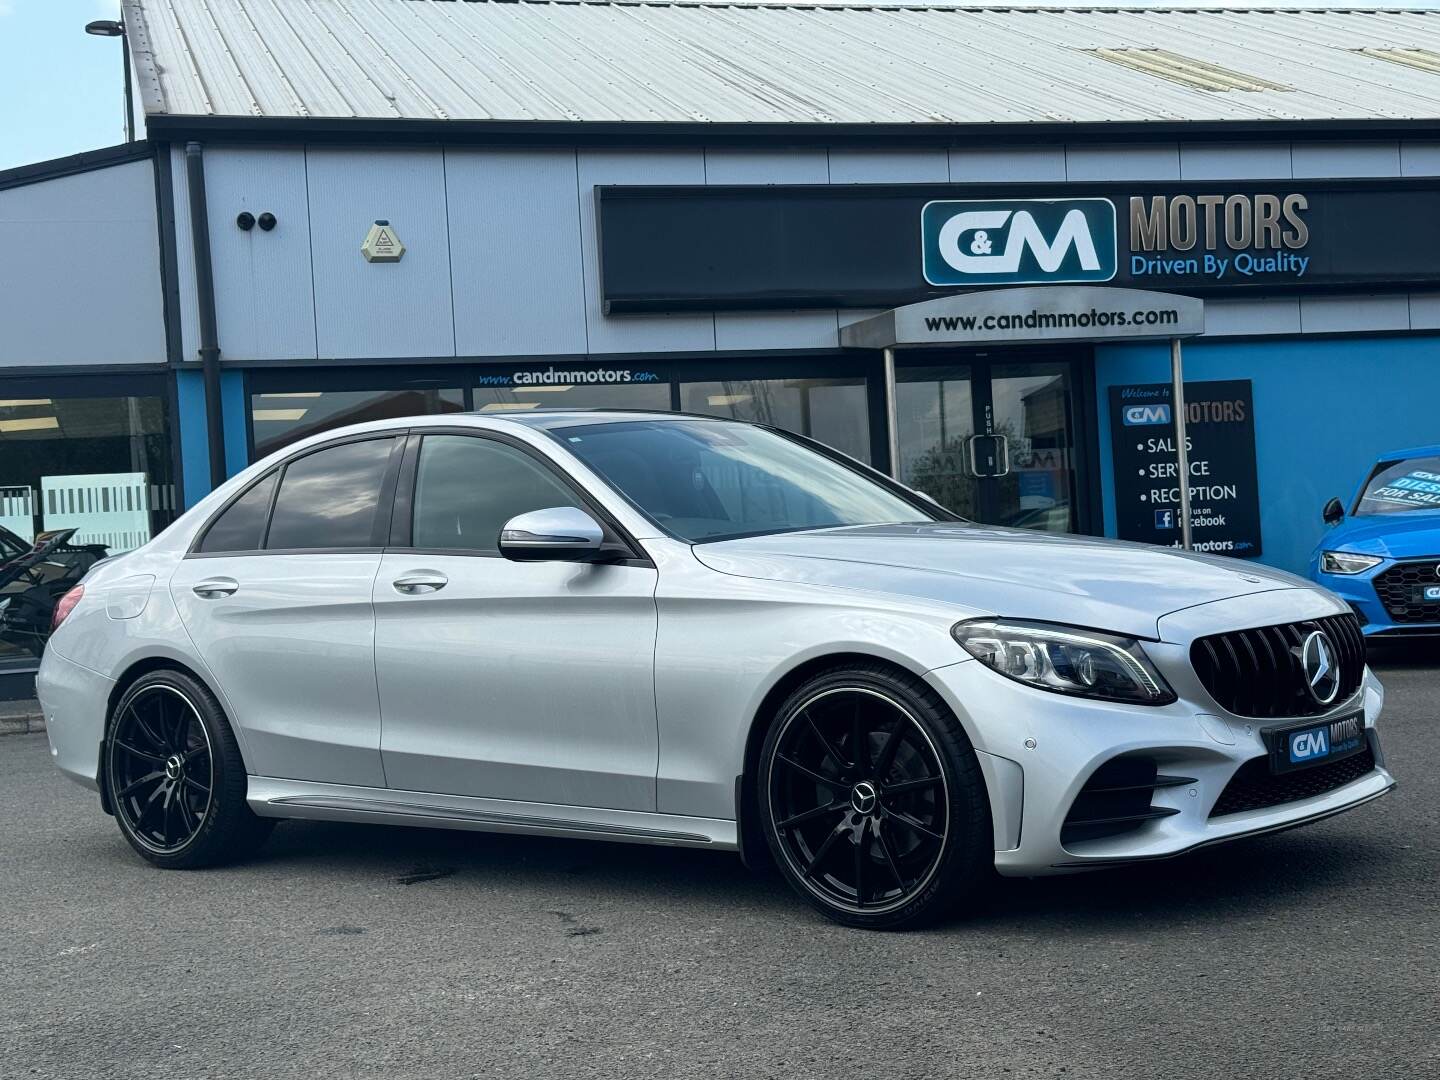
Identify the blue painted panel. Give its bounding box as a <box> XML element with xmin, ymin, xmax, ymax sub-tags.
<box><xmin>222</xmin><ymin>370</ymin><xmax>249</xmax><ymax>474</ymax></box>
<box><xmin>1096</xmin><ymin>335</ymin><xmax>1440</xmax><ymax>575</ymax></box>
<box><xmin>176</xmin><ymin>369</ymin><xmax>209</xmax><ymax>509</ymax></box>
<box><xmin>175</xmin><ymin>369</ymin><xmax>252</xmax><ymax>507</ymax></box>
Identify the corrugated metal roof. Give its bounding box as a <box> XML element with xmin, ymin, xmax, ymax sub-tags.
<box><xmin>123</xmin><ymin>2</ymin><xmax>1440</xmax><ymax>125</ymax></box>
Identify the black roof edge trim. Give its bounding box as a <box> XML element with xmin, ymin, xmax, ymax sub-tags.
<box><xmin>0</xmin><ymin>140</ymin><xmax>153</xmax><ymax>193</ymax></box>
<box><xmin>143</xmin><ymin>115</ymin><xmax>1440</xmax><ymax>148</ymax></box>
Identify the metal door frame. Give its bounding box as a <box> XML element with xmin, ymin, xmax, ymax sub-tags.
<box><xmin>893</xmin><ymin>345</ymin><xmax>1100</xmax><ymax>536</ymax></box>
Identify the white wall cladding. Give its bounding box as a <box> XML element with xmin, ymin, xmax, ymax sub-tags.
<box><xmin>307</xmin><ymin>149</ymin><xmax>456</xmax><ymax>360</ymax></box>
<box><xmin>172</xmin><ymin>147</ymin><xmax>318</xmax><ymax>364</ymax></box>
<box><xmin>164</xmin><ymin>138</ymin><xmax>1440</xmax><ymax>365</ymax></box>
<box><xmin>0</xmin><ymin>160</ymin><xmax>165</xmax><ymax>368</ymax></box>
<box><xmin>448</xmin><ymin>150</ymin><xmax>588</xmax><ymax>356</ymax></box>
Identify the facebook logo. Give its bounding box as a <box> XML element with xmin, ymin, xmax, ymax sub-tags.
<box><xmin>1154</xmin><ymin>509</ymin><xmax>1175</xmax><ymax>530</ymax></box>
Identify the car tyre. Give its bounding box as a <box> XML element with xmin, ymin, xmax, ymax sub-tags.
<box><xmin>758</xmin><ymin>662</ymin><xmax>992</xmax><ymax>929</ymax></box>
<box><xmin>105</xmin><ymin>668</ymin><xmax>273</xmax><ymax>869</ymax></box>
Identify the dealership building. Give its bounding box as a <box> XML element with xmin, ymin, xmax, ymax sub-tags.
<box><xmin>6</xmin><ymin>0</ymin><xmax>1440</xmax><ymax>686</ymax></box>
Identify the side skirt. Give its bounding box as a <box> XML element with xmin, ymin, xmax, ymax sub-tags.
<box><xmin>246</xmin><ymin>775</ymin><xmax>738</xmax><ymax>850</ymax></box>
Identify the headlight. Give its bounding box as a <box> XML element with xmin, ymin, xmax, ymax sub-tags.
<box><xmin>952</xmin><ymin>619</ymin><xmax>1176</xmax><ymax>705</ymax></box>
<box><xmin>1320</xmin><ymin>551</ymin><xmax>1383</xmax><ymax>575</ymax></box>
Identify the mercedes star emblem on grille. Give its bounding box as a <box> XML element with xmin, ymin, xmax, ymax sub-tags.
<box><xmin>1301</xmin><ymin>630</ymin><xmax>1340</xmax><ymax>705</ymax></box>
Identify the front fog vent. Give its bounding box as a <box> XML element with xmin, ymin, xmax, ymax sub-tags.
<box><xmin>1354</xmin><ymin>47</ymin><xmax>1440</xmax><ymax>75</ymax></box>
<box><xmin>1086</xmin><ymin>48</ymin><xmax>1292</xmax><ymax>93</ymax></box>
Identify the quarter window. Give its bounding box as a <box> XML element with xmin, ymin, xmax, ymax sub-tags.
<box><xmin>412</xmin><ymin>435</ymin><xmax>581</xmax><ymax>552</ymax></box>
<box><xmin>198</xmin><ymin>471</ymin><xmax>277</xmax><ymax>553</ymax></box>
<box><xmin>266</xmin><ymin>438</ymin><xmax>396</xmax><ymax>550</ymax></box>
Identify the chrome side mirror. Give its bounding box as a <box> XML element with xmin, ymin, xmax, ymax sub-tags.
<box><xmin>499</xmin><ymin>506</ymin><xmax>606</xmax><ymax>562</ymax></box>
<box><xmin>1322</xmin><ymin>497</ymin><xmax>1345</xmax><ymax>526</ymax></box>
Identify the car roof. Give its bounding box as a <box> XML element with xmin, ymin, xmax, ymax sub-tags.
<box><xmin>473</xmin><ymin>408</ymin><xmax>738</xmax><ymax>430</ymax></box>
<box><xmin>1377</xmin><ymin>444</ymin><xmax>1440</xmax><ymax>462</ymax></box>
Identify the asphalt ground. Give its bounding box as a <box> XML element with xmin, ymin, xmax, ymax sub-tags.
<box><xmin>2</xmin><ymin>643</ymin><xmax>1436</xmax><ymax>1080</ymax></box>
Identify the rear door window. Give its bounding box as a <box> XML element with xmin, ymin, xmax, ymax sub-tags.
<box><xmin>266</xmin><ymin>438</ymin><xmax>397</xmax><ymax>550</ymax></box>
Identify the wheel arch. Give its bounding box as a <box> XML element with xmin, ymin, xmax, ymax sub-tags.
<box><xmin>100</xmin><ymin>656</ymin><xmax>243</xmax><ymax>813</ymax></box>
<box><xmin>735</xmin><ymin>650</ymin><xmax>961</xmax><ymax>870</ymax></box>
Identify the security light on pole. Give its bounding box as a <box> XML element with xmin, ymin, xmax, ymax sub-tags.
<box><xmin>85</xmin><ymin>18</ymin><xmax>135</xmax><ymax>144</ymax></box>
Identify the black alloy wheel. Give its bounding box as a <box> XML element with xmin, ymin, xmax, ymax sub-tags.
<box><xmin>110</xmin><ymin>683</ymin><xmax>214</xmax><ymax>853</ymax></box>
<box><xmin>106</xmin><ymin>669</ymin><xmax>273</xmax><ymax>868</ymax></box>
<box><xmin>759</xmin><ymin>664</ymin><xmax>992</xmax><ymax>929</ymax></box>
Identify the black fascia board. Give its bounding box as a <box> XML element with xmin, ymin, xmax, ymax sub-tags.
<box><xmin>0</xmin><ymin>140</ymin><xmax>153</xmax><ymax>193</ymax></box>
<box><xmin>142</xmin><ymin>114</ymin><xmax>1440</xmax><ymax>148</ymax></box>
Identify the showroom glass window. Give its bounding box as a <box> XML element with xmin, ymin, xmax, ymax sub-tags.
<box><xmin>679</xmin><ymin>377</ymin><xmax>872</xmax><ymax>466</ymax></box>
<box><xmin>473</xmin><ymin>374</ymin><xmax>669</xmax><ymax>414</ymax></box>
<box><xmin>0</xmin><ymin>387</ymin><xmax>176</xmax><ymax>670</ymax></box>
<box><xmin>251</xmin><ymin>386</ymin><xmax>464</xmax><ymax>458</ymax></box>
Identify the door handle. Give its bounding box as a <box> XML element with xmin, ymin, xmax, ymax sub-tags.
<box><xmin>392</xmin><ymin>570</ymin><xmax>448</xmax><ymax>595</ymax></box>
<box><xmin>192</xmin><ymin>577</ymin><xmax>238</xmax><ymax>599</ymax></box>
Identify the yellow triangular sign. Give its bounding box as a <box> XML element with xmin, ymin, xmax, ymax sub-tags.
<box><xmin>361</xmin><ymin>220</ymin><xmax>405</xmax><ymax>263</ymax></box>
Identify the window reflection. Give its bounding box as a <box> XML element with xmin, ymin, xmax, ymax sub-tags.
<box><xmin>0</xmin><ymin>392</ymin><xmax>175</xmax><ymax>670</ymax></box>
<box><xmin>251</xmin><ymin>387</ymin><xmax>464</xmax><ymax>457</ymax></box>
<box><xmin>679</xmin><ymin>378</ymin><xmax>871</xmax><ymax>466</ymax></box>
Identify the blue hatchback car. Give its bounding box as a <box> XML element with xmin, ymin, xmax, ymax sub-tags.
<box><xmin>1310</xmin><ymin>444</ymin><xmax>1440</xmax><ymax>636</ymax></box>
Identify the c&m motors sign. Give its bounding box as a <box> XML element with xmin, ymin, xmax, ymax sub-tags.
<box><xmin>921</xmin><ymin>199</ymin><xmax>1118</xmax><ymax>286</ymax></box>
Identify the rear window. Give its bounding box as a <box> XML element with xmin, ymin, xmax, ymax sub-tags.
<box><xmin>266</xmin><ymin>438</ymin><xmax>396</xmax><ymax>550</ymax></box>
<box><xmin>198</xmin><ymin>472</ymin><xmax>277</xmax><ymax>553</ymax></box>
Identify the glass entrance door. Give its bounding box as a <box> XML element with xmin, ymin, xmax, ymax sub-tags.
<box><xmin>897</xmin><ymin>356</ymin><xmax>1082</xmax><ymax>534</ymax></box>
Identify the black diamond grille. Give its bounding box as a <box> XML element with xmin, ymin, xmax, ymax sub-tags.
<box><xmin>1210</xmin><ymin>744</ymin><xmax>1377</xmax><ymax>817</ymax></box>
<box><xmin>1372</xmin><ymin>559</ymin><xmax>1440</xmax><ymax>623</ymax></box>
<box><xmin>1190</xmin><ymin>614</ymin><xmax>1365</xmax><ymax>719</ymax></box>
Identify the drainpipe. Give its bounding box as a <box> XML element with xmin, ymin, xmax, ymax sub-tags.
<box><xmin>184</xmin><ymin>142</ymin><xmax>226</xmax><ymax>490</ymax></box>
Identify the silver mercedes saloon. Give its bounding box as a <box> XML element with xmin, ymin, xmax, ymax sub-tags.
<box><xmin>37</xmin><ymin>411</ymin><xmax>1395</xmax><ymax>928</ymax></box>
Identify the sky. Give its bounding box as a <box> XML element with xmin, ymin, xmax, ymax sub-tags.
<box><xmin>0</xmin><ymin>1</ymin><xmax>136</xmax><ymax>171</ymax></box>
<box><xmin>5</xmin><ymin>0</ymin><xmax>1440</xmax><ymax>173</ymax></box>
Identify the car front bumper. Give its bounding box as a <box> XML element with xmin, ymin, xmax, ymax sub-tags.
<box><xmin>924</xmin><ymin>656</ymin><xmax>1394</xmax><ymax>878</ymax></box>
<box><xmin>1314</xmin><ymin>565</ymin><xmax>1440</xmax><ymax>637</ymax></box>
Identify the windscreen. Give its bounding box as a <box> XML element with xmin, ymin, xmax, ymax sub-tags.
<box><xmin>554</xmin><ymin>420</ymin><xmax>938</xmax><ymax>542</ymax></box>
<box><xmin>1356</xmin><ymin>456</ymin><xmax>1440</xmax><ymax>515</ymax></box>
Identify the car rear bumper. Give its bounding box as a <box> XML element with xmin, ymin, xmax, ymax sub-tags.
<box><xmin>924</xmin><ymin>659</ymin><xmax>1393</xmax><ymax>877</ymax></box>
<box><xmin>35</xmin><ymin>648</ymin><xmax>113</xmax><ymax>792</ymax></box>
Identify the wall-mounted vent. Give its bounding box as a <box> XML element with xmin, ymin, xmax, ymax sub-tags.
<box><xmin>1353</xmin><ymin>47</ymin><xmax>1440</xmax><ymax>75</ymax></box>
<box><xmin>1086</xmin><ymin>48</ymin><xmax>1292</xmax><ymax>93</ymax></box>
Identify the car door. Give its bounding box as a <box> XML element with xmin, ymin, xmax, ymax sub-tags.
<box><xmin>373</xmin><ymin>430</ymin><xmax>659</xmax><ymax>811</ymax></box>
<box><xmin>170</xmin><ymin>434</ymin><xmax>402</xmax><ymax>788</ymax></box>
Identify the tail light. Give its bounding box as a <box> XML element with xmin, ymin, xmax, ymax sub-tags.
<box><xmin>51</xmin><ymin>584</ymin><xmax>84</xmax><ymax>632</ymax></box>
